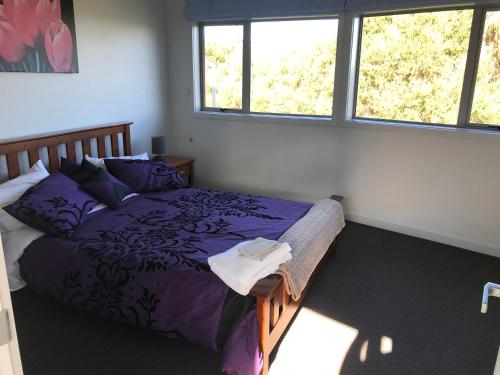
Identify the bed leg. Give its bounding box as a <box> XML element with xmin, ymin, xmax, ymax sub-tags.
<box><xmin>256</xmin><ymin>296</ymin><xmax>270</xmax><ymax>375</ymax></box>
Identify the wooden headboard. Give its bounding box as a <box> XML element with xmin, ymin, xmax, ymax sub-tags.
<box><xmin>0</xmin><ymin>122</ymin><xmax>133</xmax><ymax>180</ymax></box>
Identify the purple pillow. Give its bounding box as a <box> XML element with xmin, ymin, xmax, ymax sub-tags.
<box><xmin>61</xmin><ymin>158</ymin><xmax>131</xmax><ymax>209</ymax></box>
<box><xmin>60</xmin><ymin>157</ymin><xmax>96</xmax><ymax>183</ymax></box>
<box><xmin>104</xmin><ymin>159</ymin><xmax>185</xmax><ymax>193</ymax></box>
<box><xmin>60</xmin><ymin>157</ymin><xmax>80</xmax><ymax>177</ymax></box>
<box><xmin>4</xmin><ymin>172</ymin><xmax>98</xmax><ymax>239</ymax></box>
<box><xmin>80</xmin><ymin>167</ymin><xmax>131</xmax><ymax>209</ymax></box>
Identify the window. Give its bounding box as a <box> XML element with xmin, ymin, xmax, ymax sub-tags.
<box><xmin>198</xmin><ymin>6</ymin><xmax>500</xmax><ymax>131</ymax></box>
<box><xmin>200</xmin><ymin>18</ymin><xmax>339</xmax><ymax>117</ymax></box>
<box><xmin>202</xmin><ymin>25</ymin><xmax>243</xmax><ymax>110</ymax></box>
<box><xmin>251</xmin><ymin>19</ymin><xmax>338</xmax><ymax>116</ymax></box>
<box><xmin>470</xmin><ymin>10</ymin><xmax>500</xmax><ymax>126</ymax></box>
<box><xmin>353</xmin><ymin>7</ymin><xmax>500</xmax><ymax>130</ymax></box>
<box><xmin>355</xmin><ymin>10</ymin><xmax>474</xmax><ymax>125</ymax></box>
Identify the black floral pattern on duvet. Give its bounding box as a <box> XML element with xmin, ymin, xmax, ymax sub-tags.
<box><xmin>56</xmin><ymin>189</ymin><xmax>284</xmax><ymax>332</ymax></box>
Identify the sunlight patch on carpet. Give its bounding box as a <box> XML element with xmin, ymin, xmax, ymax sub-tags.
<box><xmin>269</xmin><ymin>308</ymin><xmax>358</xmax><ymax>375</ymax></box>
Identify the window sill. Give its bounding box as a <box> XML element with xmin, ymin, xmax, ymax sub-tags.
<box><xmin>192</xmin><ymin>110</ymin><xmax>336</xmax><ymax>127</ymax></box>
<box><xmin>344</xmin><ymin>118</ymin><xmax>500</xmax><ymax>137</ymax></box>
<box><xmin>191</xmin><ymin>111</ymin><xmax>500</xmax><ymax>137</ymax></box>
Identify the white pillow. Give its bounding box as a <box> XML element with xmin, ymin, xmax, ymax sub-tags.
<box><xmin>2</xmin><ymin>226</ymin><xmax>44</xmax><ymax>291</ymax></box>
<box><xmin>85</xmin><ymin>152</ymin><xmax>149</xmax><ymax>170</ymax></box>
<box><xmin>0</xmin><ymin>160</ymin><xmax>49</xmax><ymax>291</ymax></box>
<box><xmin>0</xmin><ymin>160</ymin><xmax>49</xmax><ymax>233</ymax></box>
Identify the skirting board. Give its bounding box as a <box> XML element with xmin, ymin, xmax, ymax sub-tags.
<box><xmin>345</xmin><ymin>212</ymin><xmax>500</xmax><ymax>259</ymax></box>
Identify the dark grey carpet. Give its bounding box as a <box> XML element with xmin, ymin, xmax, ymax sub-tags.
<box><xmin>11</xmin><ymin>222</ymin><xmax>500</xmax><ymax>375</ymax></box>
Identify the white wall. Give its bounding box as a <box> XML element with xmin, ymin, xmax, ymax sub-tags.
<box><xmin>336</xmin><ymin>124</ymin><xmax>500</xmax><ymax>255</ymax></box>
<box><xmin>0</xmin><ymin>0</ymin><xmax>168</xmax><ymax>155</ymax></box>
<box><xmin>166</xmin><ymin>0</ymin><xmax>500</xmax><ymax>257</ymax></box>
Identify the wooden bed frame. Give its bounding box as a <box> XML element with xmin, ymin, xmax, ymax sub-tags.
<box><xmin>0</xmin><ymin>122</ymin><xmax>341</xmax><ymax>375</ymax></box>
<box><xmin>0</xmin><ymin>122</ymin><xmax>132</xmax><ymax>178</ymax></box>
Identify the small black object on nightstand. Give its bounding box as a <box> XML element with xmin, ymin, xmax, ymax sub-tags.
<box><xmin>152</xmin><ymin>136</ymin><xmax>166</xmax><ymax>160</ymax></box>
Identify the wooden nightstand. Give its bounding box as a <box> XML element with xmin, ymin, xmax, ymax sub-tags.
<box><xmin>164</xmin><ymin>156</ymin><xmax>194</xmax><ymax>185</ymax></box>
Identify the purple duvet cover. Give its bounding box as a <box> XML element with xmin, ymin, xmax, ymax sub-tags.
<box><xmin>20</xmin><ymin>187</ymin><xmax>312</xmax><ymax>375</ymax></box>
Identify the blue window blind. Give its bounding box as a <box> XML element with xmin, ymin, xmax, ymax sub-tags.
<box><xmin>186</xmin><ymin>0</ymin><xmax>499</xmax><ymax>20</ymax></box>
<box><xmin>185</xmin><ymin>0</ymin><xmax>346</xmax><ymax>21</ymax></box>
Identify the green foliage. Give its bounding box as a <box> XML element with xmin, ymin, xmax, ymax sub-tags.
<box><xmin>357</xmin><ymin>10</ymin><xmax>473</xmax><ymax>124</ymax></box>
<box><xmin>251</xmin><ymin>39</ymin><xmax>336</xmax><ymax>116</ymax></box>
<box><xmin>204</xmin><ymin>43</ymin><xmax>242</xmax><ymax>109</ymax></box>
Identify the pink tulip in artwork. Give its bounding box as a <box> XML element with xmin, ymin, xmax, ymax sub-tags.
<box><xmin>0</xmin><ymin>0</ymin><xmax>77</xmax><ymax>73</ymax></box>
<box><xmin>2</xmin><ymin>0</ymin><xmax>39</xmax><ymax>47</ymax></box>
<box><xmin>0</xmin><ymin>4</ymin><xmax>6</xmax><ymax>21</ymax></box>
<box><xmin>36</xmin><ymin>0</ymin><xmax>61</xmax><ymax>35</ymax></box>
<box><xmin>0</xmin><ymin>20</ymin><xmax>25</xmax><ymax>62</ymax></box>
<box><xmin>44</xmin><ymin>19</ymin><xmax>72</xmax><ymax>72</ymax></box>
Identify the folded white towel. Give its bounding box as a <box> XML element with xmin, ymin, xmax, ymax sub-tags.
<box><xmin>238</xmin><ymin>237</ymin><xmax>280</xmax><ymax>261</ymax></box>
<box><xmin>208</xmin><ymin>240</ymin><xmax>292</xmax><ymax>296</ymax></box>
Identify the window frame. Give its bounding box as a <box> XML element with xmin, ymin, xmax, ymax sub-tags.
<box><xmin>465</xmin><ymin>6</ymin><xmax>500</xmax><ymax>129</ymax></box>
<box><xmin>199</xmin><ymin>16</ymin><xmax>341</xmax><ymax>119</ymax></box>
<box><xmin>195</xmin><ymin>5</ymin><xmax>500</xmax><ymax>133</ymax></box>
<box><xmin>199</xmin><ymin>21</ymin><xmax>246</xmax><ymax>113</ymax></box>
<box><xmin>350</xmin><ymin>5</ymin><xmax>500</xmax><ymax>131</ymax></box>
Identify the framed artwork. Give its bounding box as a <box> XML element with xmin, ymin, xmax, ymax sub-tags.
<box><xmin>0</xmin><ymin>0</ymin><xmax>78</xmax><ymax>73</ymax></box>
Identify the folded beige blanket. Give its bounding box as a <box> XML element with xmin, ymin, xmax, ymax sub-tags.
<box><xmin>276</xmin><ymin>199</ymin><xmax>345</xmax><ymax>301</ymax></box>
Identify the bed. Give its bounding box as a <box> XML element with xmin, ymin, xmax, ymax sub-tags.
<box><xmin>0</xmin><ymin>122</ymin><xmax>344</xmax><ymax>375</ymax></box>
